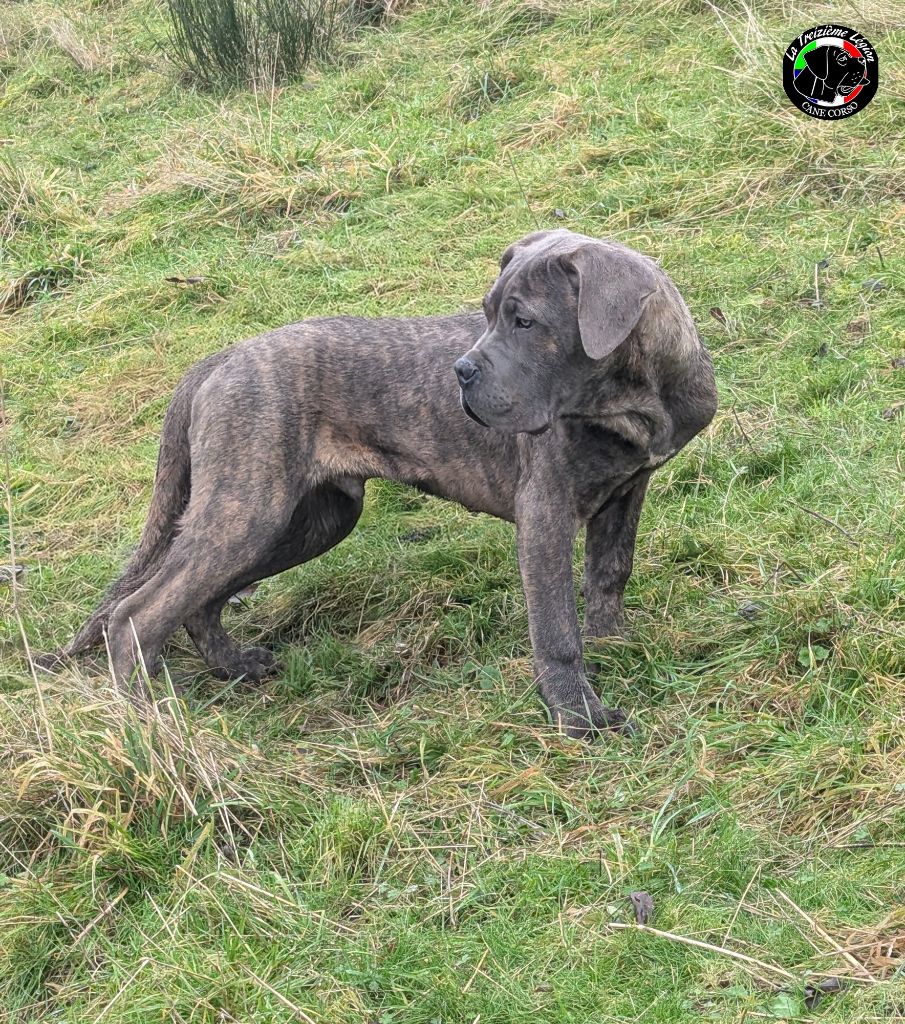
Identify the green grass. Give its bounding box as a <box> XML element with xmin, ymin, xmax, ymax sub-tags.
<box><xmin>2</xmin><ymin>0</ymin><xmax>904</xmax><ymax>1020</ymax></box>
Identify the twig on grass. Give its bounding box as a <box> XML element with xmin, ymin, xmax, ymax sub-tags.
<box><xmin>239</xmin><ymin>964</ymin><xmax>318</xmax><ymax>1023</ymax></box>
<box><xmin>599</xmin><ymin>921</ymin><xmax>797</xmax><ymax>983</ymax></box>
<box><xmin>722</xmin><ymin>864</ymin><xmax>761</xmax><ymax>945</ymax></box>
<box><xmin>506</xmin><ymin>151</ymin><xmax>541</xmax><ymax>231</ymax></box>
<box><xmin>462</xmin><ymin>947</ymin><xmax>490</xmax><ymax>993</ymax></box>
<box><xmin>93</xmin><ymin>958</ymin><xmax>150</xmax><ymax>1022</ymax></box>
<box><xmin>731</xmin><ymin>407</ymin><xmax>757</xmax><ymax>452</ymax></box>
<box><xmin>774</xmin><ymin>890</ymin><xmax>877</xmax><ymax>982</ymax></box>
<box><xmin>69</xmin><ymin>887</ymin><xmax>129</xmax><ymax>949</ymax></box>
<box><xmin>787</xmin><ymin>499</ymin><xmax>858</xmax><ymax>545</ymax></box>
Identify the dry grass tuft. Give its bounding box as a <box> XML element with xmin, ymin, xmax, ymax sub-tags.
<box><xmin>0</xmin><ymin>670</ymin><xmax>296</xmax><ymax>861</ymax></box>
<box><xmin>0</xmin><ymin>7</ymin><xmax>35</xmax><ymax>61</ymax></box>
<box><xmin>503</xmin><ymin>93</ymin><xmax>585</xmax><ymax>149</ymax></box>
<box><xmin>447</xmin><ymin>56</ymin><xmax>529</xmax><ymax>120</ymax></box>
<box><xmin>0</xmin><ymin>159</ymin><xmax>78</xmax><ymax>239</ymax></box>
<box><xmin>841</xmin><ymin>910</ymin><xmax>905</xmax><ymax>980</ymax></box>
<box><xmin>101</xmin><ymin>118</ymin><xmax>368</xmax><ymax>224</ymax></box>
<box><xmin>0</xmin><ymin>259</ymin><xmax>78</xmax><ymax>313</ymax></box>
<box><xmin>41</xmin><ymin>16</ymin><xmax>108</xmax><ymax>73</ymax></box>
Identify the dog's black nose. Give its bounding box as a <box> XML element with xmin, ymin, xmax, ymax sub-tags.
<box><xmin>454</xmin><ymin>356</ymin><xmax>480</xmax><ymax>387</ymax></box>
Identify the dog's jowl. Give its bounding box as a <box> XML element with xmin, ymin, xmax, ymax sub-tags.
<box><xmin>49</xmin><ymin>229</ymin><xmax>717</xmax><ymax>739</ymax></box>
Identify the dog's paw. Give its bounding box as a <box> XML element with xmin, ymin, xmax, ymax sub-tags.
<box><xmin>211</xmin><ymin>646</ymin><xmax>277</xmax><ymax>682</ymax></box>
<box><xmin>33</xmin><ymin>650</ymin><xmax>68</xmax><ymax>673</ymax></box>
<box><xmin>594</xmin><ymin>705</ymin><xmax>639</xmax><ymax>739</ymax></box>
<box><xmin>240</xmin><ymin>646</ymin><xmax>277</xmax><ymax>681</ymax></box>
<box><xmin>542</xmin><ymin>678</ymin><xmax>637</xmax><ymax>742</ymax></box>
<box><xmin>552</xmin><ymin>705</ymin><xmax>636</xmax><ymax>742</ymax></box>
<box><xmin>246</xmin><ymin>646</ymin><xmax>275</xmax><ymax>668</ymax></box>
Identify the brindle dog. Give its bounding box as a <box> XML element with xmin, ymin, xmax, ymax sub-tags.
<box><xmin>46</xmin><ymin>229</ymin><xmax>717</xmax><ymax>739</ymax></box>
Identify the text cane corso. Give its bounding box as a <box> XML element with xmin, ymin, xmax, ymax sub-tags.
<box><xmin>48</xmin><ymin>229</ymin><xmax>717</xmax><ymax>739</ymax></box>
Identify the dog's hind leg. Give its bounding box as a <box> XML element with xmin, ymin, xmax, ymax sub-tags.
<box><xmin>59</xmin><ymin>540</ymin><xmax>173</xmax><ymax>662</ymax></box>
<box><xmin>105</xmin><ymin>491</ymin><xmax>298</xmax><ymax>692</ymax></box>
<box><xmin>36</xmin><ymin>447</ymin><xmax>188</xmax><ymax>670</ymax></box>
<box><xmin>39</xmin><ymin>352</ymin><xmax>230</xmax><ymax>667</ymax></box>
<box><xmin>183</xmin><ymin>482</ymin><xmax>364</xmax><ymax>680</ymax></box>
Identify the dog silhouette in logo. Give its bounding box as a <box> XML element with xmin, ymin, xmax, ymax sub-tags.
<box><xmin>794</xmin><ymin>45</ymin><xmax>867</xmax><ymax>103</ymax></box>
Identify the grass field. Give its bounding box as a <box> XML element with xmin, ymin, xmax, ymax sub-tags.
<box><xmin>2</xmin><ymin>0</ymin><xmax>904</xmax><ymax>1020</ymax></box>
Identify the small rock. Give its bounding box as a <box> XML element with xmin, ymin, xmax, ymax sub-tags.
<box><xmin>891</xmin><ymin>357</ymin><xmax>905</xmax><ymax>369</ymax></box>
<box><xmin>629</xmin><ymin>890</ymin><xmax>654</xmax><ymax>924</ymax></box>
<box><xmin>861</xmin><ymin>278</ymin><xmax>887</xmax><ymax>292</ymax></box>
<box><xmin>816</xmin><ymin>258</ymin><xmax>830</xmax><ymax>270</ymax></box>
<box><xmin>814</xmin><ymin>342</ymin><xmax>828</xmax><ymax>358</ymax></box>
<box><xmin>553</xmin><ymin>208</ymin><xmax>566</xmax><ymax>219</ymax></box>
<box><xmin>804</xmin><ymin>977</ymin><xmax>844</xmax><ymax>1010</ymax></box>
<box><xmin>738</xmin><ymin>601</ymin><xmax>763</xmax><ymax>621</ymax></box>
<box><xmin>0</xmin><ymin>564</ymin><xmax>26</xmax><ymax>585</ymax></box>
<box><xmin>218</xmin><ymin>841</ymin><xmax>239</xmax><ymax>864</ymax></box>
<box><xmin>881</xmin><ymin>402</ymin><xmax>903</xmax><ymax>421</ymax></box>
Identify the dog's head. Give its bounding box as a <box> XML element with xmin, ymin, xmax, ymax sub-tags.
<box><xmin>454</xmin><ymin>229</ymin><xmax>660</xmax><ymax>434</ymax></box>
<box><xmin>798</xmin><ymin>44</ymin><xmax>867</xmax><ymax>98</ymax></box>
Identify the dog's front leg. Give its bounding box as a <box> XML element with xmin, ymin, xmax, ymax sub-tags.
<box><xmin>583</xmin><ymin>473</ymin><xmax>651</xmax><ymax>639</ymax></box>
<box><xmin>515</xmin><ymin>480</ymin><xmax>629</xmax><ymax>740</ymax></box>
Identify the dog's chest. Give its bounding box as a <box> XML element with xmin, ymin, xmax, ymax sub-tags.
<box><xmin>550</xmin><ymin>422</ymin><xmax>653</xmax><ymax>519</ymax></box>
<box><xmin>574</xmin><ymin>466</ymin><xmax>648</xmax><ymax>522</ymax></box>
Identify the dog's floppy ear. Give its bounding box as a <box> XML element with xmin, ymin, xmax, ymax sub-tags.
<box><xmin>802</xmin><ymin>45</ymin><xmax>830</xmax><ymax>80</ymax></box>
<box><xmin>560</xmin><ymin>243</ymin><xmax>659</xmax><ymax>360</ymax></box>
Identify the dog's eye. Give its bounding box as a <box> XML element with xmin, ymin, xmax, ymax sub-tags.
<box><xmin>515</xmin><ymin>316</ymin><xmax>534</xmax><ymax>330</ymax></box>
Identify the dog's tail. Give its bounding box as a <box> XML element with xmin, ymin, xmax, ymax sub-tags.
<box><xmin>59</xmin><ymin>351</ymin><xmax>230</xmax><ymax>657</ymax></box>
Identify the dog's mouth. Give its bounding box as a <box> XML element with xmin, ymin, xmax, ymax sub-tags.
<box><xmin>460</xmin><ymin>392</ymin><xmax>490</xmax><ymax>428</ymax></box>
<box><xmin>460</xmin><ymin>392</ymin><xmax>551</xmax><ymax>435</ymax></box>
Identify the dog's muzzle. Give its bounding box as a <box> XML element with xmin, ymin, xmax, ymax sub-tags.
<box><xmin>455</xmin><ymin>356</ymin><xmax>490</xmax><ymax>425</ymax></box>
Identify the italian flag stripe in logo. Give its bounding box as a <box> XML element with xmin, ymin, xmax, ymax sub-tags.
<box><xmin>793</xmin><ymin>38</ymin><xmax>862</xmax><ymax>72</ymax></box>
